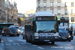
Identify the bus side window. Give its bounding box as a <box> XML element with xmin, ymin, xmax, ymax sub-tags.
<box><xmin>33</xmin><ymin>21</ymin><xmax>36</xmax><ymax>32</ymax></box>
<box><xmin>25</xmin><ymin>25</ymin><xmax>32</xmax><ymax>31</ymax></box>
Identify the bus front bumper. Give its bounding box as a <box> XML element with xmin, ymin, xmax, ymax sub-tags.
<box><xmin>34</xmin><ymin>36</ymin><xmax>59</xmax><ymax>42</ymax></box>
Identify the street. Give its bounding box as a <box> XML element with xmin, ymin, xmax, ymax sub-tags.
<box><xmin>0</xmin><ymin>35</ymin><xmax>75</xmax><ymax>50</ymax></box>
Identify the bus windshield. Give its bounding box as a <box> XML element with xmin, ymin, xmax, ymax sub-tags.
<box><xmin>36</xmin><ymin>21</ymin><xmax>57</xmax><ymax>33</ymax></box>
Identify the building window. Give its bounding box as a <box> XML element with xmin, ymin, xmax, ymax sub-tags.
<box><xmin>44</xmin><ymin>9</ymin><xmax>46</xmax><ymax>12</ymax></box>
<box><xmin>58</xmin><ymin>2</ymin><xmax>60</xmax><ymax>7</ymax></box>
<box><xmin>50</xmin><ymin>10</ymin><xmax>53</xmax><ymax>13</ymax></box>
<box><xmin>71</xmin><ymin>9</ymin><xmax>73</xmax><ymax>15</ymax></box>
<box><xmin>38</xmin><ymin>0</ymin><xmax>40</xmax><ymax>1</ymax></box>
<box><xmin>38</xmin><ymin>3</ymin><xmax>40</xmax><ymax>7</ymax></box>
<box><xmin>44</xmin><ymin>2</ymin><xmax>46</xmax><ymax>7</ymax></box>
<box><xmin>0</xmin><ymin>10</ymin><xmax>1</xmax><ymax>12</ymax></box>
<box><xmin>50</xmin><ymin>2</ymin><xmax>53</xmax><ymax>7</ymax></box>
<box><xmin>71</xmin><ymin>17</ymin><xmax>74</xmax><ymax>22</ymax></box>
<box><xmin>65</xmin><ymin>2</ymin><xmax>67</xmax><ymax>7</ymax></box>
<box><xmin>64</xmin><ymin>17</ymin><xmax>69</xmax><ymax>20</ymax></box>
<box><xmin>58</xmin><ymin>10</ymin><xmax>60</xmax><ymax>15</ymax></box>
<box><xmin>43</xmin><ymin>0</ymin><xmax>46</xmax><ymax>1</ymax></box>
<box><xmin>0</xmin><ymin>13</ymin><xmax>1</xmax><ymax>15</ymax></box>
<box><xmin>71</xmin><ymin>2</ymin><xmax>74</xmax><ymax>7</ymax></box>
<box><xmin>38</xmin><ymin>9</ymin><xmax>40</xmax><ymax>12</ymax></box>
<box><xmin>65</xmin><ymin>9</ymin><xmax>67</xmax><ymax>15</ymax></box>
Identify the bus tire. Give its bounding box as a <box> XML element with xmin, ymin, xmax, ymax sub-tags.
<box><xmin>29</xmin><ymin>36</ymin><xmax>32</xmax><ymax>43</ymax></box>
<box><xmin>69</xmin><ymin>40</ymin><xmax>71</xmax><ymax>42</ymax></box>
<box><xmin>23</xmin><ymin>36</ymin><xmax>24</xmax><ymax>39</ymax></box>
<box><xmin>2</xmin><ymin>34</ymin><xmax>4</xmax><ymax>36</ymax></box>
<box><xmin>31</xmin><ymin>37</ymin><xmax>35</xmax><ymax>44</ymax></box>
<box><xmin>4</xmin><ymin>34</ymin><xmax>6</xmax><ymax>36</ymax></box>
<box><xmin>26</xmin><ymin>36</ymin><xmax>29</xmax><ymax>42</ymax></box>
<box><xmin>17</xmin><ymin>34</ymin><xmax>19</xmax><ymax>36</ymax></box>
<box><xmin>51</xmin><ymin>41</ymin><xmax>55</xmax><ymax>44</ymax></box>
<box><xmin>26</xmin><ymin>38</ymin><xmax>29</xmax><ymax>42</ymax></box>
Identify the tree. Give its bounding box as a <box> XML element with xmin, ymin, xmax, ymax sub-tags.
<box><xmin>18</xmin><ymin>18</ymin><xmax>21</xmax><ymax>25</ymax></box>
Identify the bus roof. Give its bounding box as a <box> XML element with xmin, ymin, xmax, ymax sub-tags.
<box><xmin>35</xmin><ymin>12</ymin><xmax>54</xmax><ymax>16</ymax></box>
<box><xmin>28</xmin><ymin>12</ymin><xmax>56</xmax><ymax>20</ymax></box>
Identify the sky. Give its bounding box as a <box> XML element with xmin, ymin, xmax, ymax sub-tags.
<box><xmin>15</xmin><ymin>0</ymin><xmax>36</xmax><ymax>13</ymax></box>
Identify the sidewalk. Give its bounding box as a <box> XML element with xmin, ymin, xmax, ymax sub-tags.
<box><xmin>0</xmin><ymin>43</ymin><xmax>5</xmax><ymax>50</ymax></box>
<box><xmin>0</xmin><ymin>35</ymin><xmax>5</xmax><ymax>50</ymax></box>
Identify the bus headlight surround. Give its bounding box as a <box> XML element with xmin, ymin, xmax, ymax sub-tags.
<box><xmin>59</xmin><ymin>36</ymin><xmax>60</xmax><ymax>37</ymax></box>
<box><xmin>34</xmin><ymin>33</ymin><xmax>39</xmax><ymax>39</ymax></box>
<box><xmin>2</xmin><ymin>31</ymin><xmax>4</xmax><ymax>33</ymax></box>
<box><xmin>10</xmin><ymin>31</ymin><xmax>13</xmax><ymax>34</ymax></box>
<box><xmin>68</xmin><ymin>35</ymin><xmax>71</xmax><ymax>38</ymax></box>
<box><xmin>34</xmin><ymin>33</ymin><xmax>39</xmax><ymax>36</ymax></box>
<box><xmin>55</xmin><ymin>37</ymin><xmax>58</xmax><ymax>39</ymax></box>
<box><xmin>34</xmin><ymin>36</ymin><xmax>39</xmax><ymax>39</ymax></box>
<box><xmin>18</xmin><ymin>29</ymin><xmax>21</xmax><ymax>32</ymax></box>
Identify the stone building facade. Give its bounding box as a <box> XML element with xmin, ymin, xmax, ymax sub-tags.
<box><xmin>0</xmin><ymin>0</ymin><xmax>5</xmax><ymax>23</ymax></box>
<box><xmin>37</xmin><ymin>0</ymin><xmax>75</xmax><ymax>25</ymax></box>
<box><xmin>4</xmin><ymin>0</ymin><xmax>18</xmax><ymax>24</ymax></box>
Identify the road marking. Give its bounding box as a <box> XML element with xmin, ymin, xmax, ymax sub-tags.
<box><xmin>1</xmin><ymin>40</ymin><xmax>3</xmax><ymax>43</ymax></box>
<box><xmin>18</xmin><ymin>39</ymin><xmax>26</xmax><ymax>42</ymax></box>
<box><xmin>64</xmin><ymin>46</ymin><xmax>74</xmax><ymax>49</ymax></box>
<box><xmin>8</xmin><ymin>40</ymin><xmax>13</xmax><ymax>42</ymax></box>
<box><xmin>33</xmin><ymin>45</ymin><xmax>38</xmax><ymax>46</ymax></box>
<box><xmin>5</xmin><ymin>44</ymin><xmax>11</xmax><ymax>45</ymax></box>
<box><xmin>21</xmin><ymin>43</ymin><xmax>24</xmax><ymax>44</ymax></box>
<box><xmin>1</xmin><ymin>43</ymin><xmax>4</xmax><ymax>46</ymax></box>
<box><xmin>38</xmin><ymin>47</ymin><xmax>44</xmax><ymax>49</ymax></box>
<box><xmin>16</xmin><ymin>43</ymin><xmax>20</xmax><ymax>45</ymax></box>
<box><xmin>13</xmin><ymin>43</ymin><xmax>16</xmax><ymax>45</ymax></box>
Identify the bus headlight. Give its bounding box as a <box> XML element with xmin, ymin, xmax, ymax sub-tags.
<box><xmin>2</xmin><ymin>31</ymin><xmax>4</xmax><ymax>33</ymax></box>
<box><xmin>18</xmin><ymin>29</ymin><xmax>21</xmax><ymax>32</ymax></box>
<box><xmin>34</xmin><ymin>36</ymin><xmax>39</xmax><ymax>39</ymax></box>
<box><xmin>34</xmin><ymin>33</ymin><xmax>39</xmax><ymax>39</ymax></box>
<box><xmin>10</xmin><ymin>31</ymin><xmax>13</xmax><ymax>34</ymax></box>
<box><xmin>34</xmin><ymin>33</ymin><xmax>39</xmax><ymax>36</ymax></box>
<box><xmin>68</xmin><ymin>35</ymin><xmax>71</xmax><ymax>38</ymax></box>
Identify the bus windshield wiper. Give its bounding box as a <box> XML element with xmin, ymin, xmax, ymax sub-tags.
<box><xmin>38</xmin><ymin>30</ymin><xmax>44</xmax><ymax>33</ymax></box>
<box><xmin>50</xmin><ymin>30</ymin><xmax>56</xmax><ymax>33</ymax></box>
<box><xmin>38</xmin><ymin>29</ymin><xmax>56</xmax><ymax>33</ymax></box>
<box><xmin>38</xmin><ymin>29</ymin><xmax>50</xmax><ymax>33</ymax></box>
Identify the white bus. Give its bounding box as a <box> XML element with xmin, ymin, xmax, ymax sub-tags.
<box><xmin>23</xmin><ymin>12</ymin><xmax>59</xmax><ymax>44</ymax></box>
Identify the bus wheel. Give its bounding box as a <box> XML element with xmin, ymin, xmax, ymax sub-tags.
<box><xmin>69</xmin><ymin>40</ymin><xmax>71</xmax><ymax>42</ymax></box>
<box><xmin>26</xmin><ymin>36</ymin><xmax>29</xmax><ymax>42</ymax></box>
<box><xmin>17</xmin><ymin>34</ymin><xmax>19</xmax><ymax>36</ymax></box>
<box><xmin>2</xmin><ymin>34</ymin><xmax>4</xmax><ymax>36</ymax></box>
<box><xmin>23</xmin><ymin>36</ymin><xmax>24</xmax><ymax>39</ymax></box>
<box><xmin>4</xmin><ymin>34</ymin><xmax>6</xmax><ymax>36</ymax></box>
<box><xmin>51</xmin><ymin>41</ymin><xmax>55</xmax><ymax>44</ymax></box>
<box><xmin>31</xmin><ymin>38</ymin><xmax>35</xmax><ymax>44</ymax></box>
<box><xmin>26</xmin><ymin>38</ymin><xmax>29</xmax><ymax>42</ymax></box>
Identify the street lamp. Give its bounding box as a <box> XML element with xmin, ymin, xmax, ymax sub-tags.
<box><xmin>11</xmin><ymin>16</ymin><xmax>13</xmax><ymax>23</ymax></box>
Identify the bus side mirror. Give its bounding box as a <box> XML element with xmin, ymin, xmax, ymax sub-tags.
<box><xmin>31</xmin><ymin>26</ymin><xmax>34</xmax><ymax>31</ymax></box>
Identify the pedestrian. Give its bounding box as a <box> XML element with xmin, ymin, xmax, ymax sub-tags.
<box><xmin>69</xmin><ymin>25</ymin><xmax>73</xmax><ymax>40</ymax></box>
<box><xmin>0</xmin><ymin>37</ymin><xmax>1</xmax><ymax>43</ymax></box>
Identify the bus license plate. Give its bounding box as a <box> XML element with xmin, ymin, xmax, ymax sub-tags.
<box><xmin>44</xmin><ymin>40</ymin><xmax>50</xmax><ymax>41</ymax></box>
<box><xmin>62</xmin><ymin>37</ymin><xmax>67</xmax><ymax>39</ymax></box>
<box><xmin>47</xmin><ymin>33</ymin><xmax>54</xmax><ymax>36</ymax></box>
<box><xmin>40</xmin><ymin>33</ymin><xmax>54</xmax><ymax>36</ymax></box>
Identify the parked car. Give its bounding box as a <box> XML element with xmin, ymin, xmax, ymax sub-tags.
<box><xmin>59</xmin><ymin>29</ymin><xmax>71</xmax><ymax>42</ymax></box>
<box><xmin>9</xmin><ymin>25</ymin><xmax>19</xmax><ymax>30</ymax></box>
<box><xmin>20</xmin><ymin>28</ymin><xmax>24</xmax><ymax>35</ymax></box>
<box><xmin>9</xmin><ymin>25</ymin><xmax>21</xmax><ymax>33</ymax></box>
<box><xmin>2</xmin><ymin>27</ymin><xmax>20</xmax><ymax>36</ymax></box>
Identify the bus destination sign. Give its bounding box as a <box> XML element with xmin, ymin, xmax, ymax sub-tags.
<box><xmin>36</xmin><ymin>17</ymin><xmax>56</xmax><ymax>21</ymax></box>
